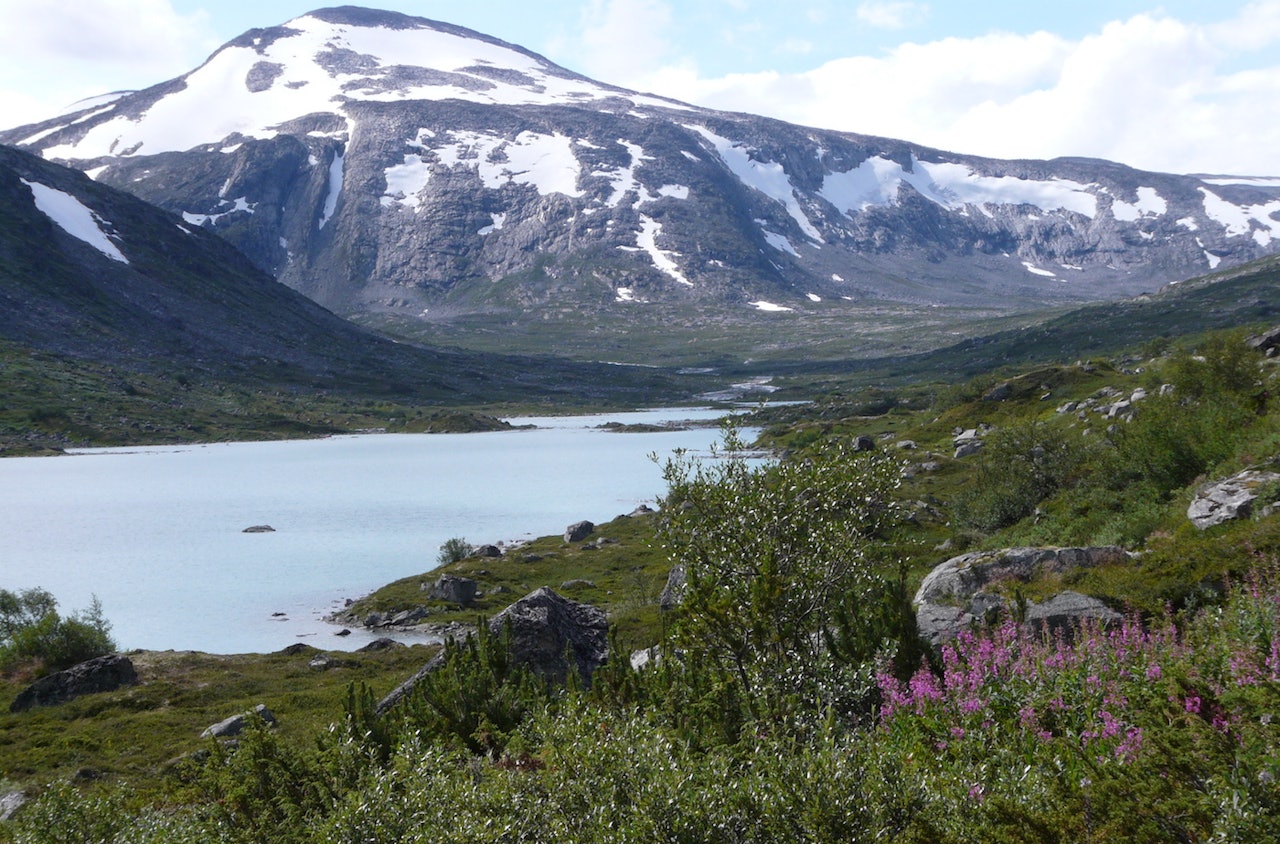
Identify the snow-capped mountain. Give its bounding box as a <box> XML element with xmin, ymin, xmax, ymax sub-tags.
<box><xmin>6</xmin><ymin>5</ymin><xmax>1279</xmax><ymax>332</ymax></box>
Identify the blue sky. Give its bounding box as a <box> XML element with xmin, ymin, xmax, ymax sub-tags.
<box><xmin>1</xmin><ymin>1</ymin><xmax>1277</xmax><ymax>175</ymax></box>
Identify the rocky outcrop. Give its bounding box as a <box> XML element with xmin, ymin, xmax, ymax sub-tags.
<box><xmin>564</xmin><ymin>521</ymin><xmax>595</xmax><ymax>542</ymax></box>
<box><xmin>201</xmin><ymin>704</ymin><xmax>277</xmax><ymax>738</ymax></box>
<box><xmin>659</xmin><ymin>563</ymin><xmax>687</xmax><ymax>611</ymax></box>
<box><xmin>0</xmin><ymin>790</ymin><xmax>25</xmax><ymax>822</ymax></box>
<box><xmin>1024</xmin><ymin>591</ymin><xmax>1122</xmax><ymax>636</ymax></box>
<box><xmin>952</xmin><ymin>428</ymin><xmax>985</xmax><ymax>459</ymax></box>
<box><xmin>9</xmin><ymin>654</ymin><xmax>138</xmax><ymax>713</ymax></box>
<box><xmin>428</xmin><ymin>574</ymin><xmax>478</xmax><ymax>606</ymax></box>
<box><xmin>1187</xmin><ymin>468</ymin><xmax>1280</xmax><ymax>529</ymax></box>
<box><xmin>913</xmin><ymin>546</ymin><xmax>1131</xmax><ymax>644</ymax></box>
<box><xmin>1247</xmin><ymin>325</ymin><xmax>1280</xmax><ymax>356</ymax></box>
<box><xmin>376</xmin><ymin>586</ymin><xmax>608</xmax><ymax>714</ymax></box>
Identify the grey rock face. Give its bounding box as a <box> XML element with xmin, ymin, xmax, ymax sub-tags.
<box><xmin>201</xmin><ymin>704</ymin><xmax>277</xmax><ymax>738</ymax></box>
<box><xmin>9</xmin><ymin>654</ymin><xmax>138</xmax><ymax>713</ymax></box>
<box><xmin>1024</xmin><ymin>591</ymin><xmax>1123</xmax><ymax>637</ymax></box>
<box><xmin>659</xmin><ymin>563</ymin><xmax>687</xmax><ymax>611</ymax></box>
<box><xmin>376</xmin><ymin>586</ymin><xmax>608</xmax><ymax>714</ymax></box>
<box><xmin>1188</xmin><ymin>469</ymin><xmax>1280</xmax><ymax>529</ymax></box>
<box><xmin>0</xmin><ymin>791</ymin><xmax>25</xmax><ymax>822</ymax></box>
<box><xmin>914</xmin><ymin>546</ymin><xmax>1131</xmax><ymax>644</ymax></box>
<box><xmin>564</xmin><ymin>520</ymin><xmax>595</xmax><ymax>542</ymax></box>
<box><xmin>428</xmin><ymin>574</ymin><xmax>478</xmax><ymax>606</ymax></box>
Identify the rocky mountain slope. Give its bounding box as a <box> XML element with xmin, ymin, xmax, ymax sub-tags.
<box><xmin>4</xmin><ymin>5</ymin><xmax>1279</xmax><ymax>354</ymax></box>
<box><xmin>0</xmin><ymin>143</ymin><xmax>681</xmax><ymax>404</ymax></box>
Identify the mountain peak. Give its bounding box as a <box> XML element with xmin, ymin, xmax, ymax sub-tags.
<box><xmin>11</xmin><ymin>5</ymin><xmax>672</xmax><ymax>163</ymax></box>
<box><xmin>4</xmin><ymin>6</ymin><xmax>1278</xmax><ymax>364</ymax></box>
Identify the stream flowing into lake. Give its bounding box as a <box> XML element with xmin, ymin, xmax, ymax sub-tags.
<box><xmin>0</xmin><ymin>408</ymin><xmax>742</xmax><ymax>654</ymax></box>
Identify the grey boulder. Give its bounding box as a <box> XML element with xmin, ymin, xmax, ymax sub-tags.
<box><xmin>1187</xmin><ymin>469</ymin><xmax>1280</xmax><ymax>529</ymax></box>
<box><xmin>914</xmin><ymin>546</ymin><xmax>1131</xmax><ymax>644</ymax></box>
<box><xmin>9</xmin><ymin>654</ymin><xmax>138</xmax><ymax>713</ymax></box>
<box><xmin>377</xmin><ymin>586</ymin><xmax>608</xmax><ymax>714</ymax></box>
<box><xmin>201</xmin><ymin>703</ymin><xmax>277</xmax><ymax>738</ymax></box>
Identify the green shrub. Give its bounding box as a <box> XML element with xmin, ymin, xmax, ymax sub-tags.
<box><xmin>0</xmin><ymin>589</ymin><xmax>115</xmax><ymax>675</ymax></box>
<box><xmin>436</xmin><ymin>537</ymin><xmax>473</xmax><ymax>566</ymax></box>
<box><xmin>655</xmin><ymin>423</ymin><xmax>917</xmax><ymax>727</ymax></box>
<box><xmin>955</xmin><ymin>419</ymin><xmax>1088</xmax><ymax>533</ymax></box>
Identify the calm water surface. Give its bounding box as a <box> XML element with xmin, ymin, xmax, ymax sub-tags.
<box><xmin>0</xmin><ymin>409</ymin><xmax>738</xmax><ymax>653</ymax></box>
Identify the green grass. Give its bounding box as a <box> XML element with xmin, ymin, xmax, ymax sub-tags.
<box><xmin>341</xmin><ymin>512</ymin><xmax>672</xmax><ymax>654</ymax></box>
<box><xmin>0</xmin><ymin>646</ymin><xmax>434</xmax><ymax>793</ymax></box>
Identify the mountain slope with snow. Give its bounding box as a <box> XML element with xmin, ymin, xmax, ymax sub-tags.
<box><xmin>5</xmin><ymin>5</ymin><xmax>1278</xmax><ymax>359</ymax></box>
<box><xmin>0</xmin><ymin>143</ymin><xmax>682</xmax><ymax>403</ymax></box>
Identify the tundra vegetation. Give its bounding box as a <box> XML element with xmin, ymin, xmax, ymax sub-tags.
<box><xmin>4</xmin><ymin>326</ymin><xmax>1280</xmax><ymax>841</ymax></box>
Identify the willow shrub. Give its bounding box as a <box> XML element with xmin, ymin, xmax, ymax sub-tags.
<box><xmin>656</xmin><ymin>424</ymin><xmax>919</xmax><ymax>730</ymax></box>
<box><xmin>0</xmin><ymin>589</ymin><xmax>115</xmax><ymax>676</ymax></box>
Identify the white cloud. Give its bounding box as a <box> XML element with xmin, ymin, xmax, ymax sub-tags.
<box><xmin>576</xmin><ymin>0</ymin><xmax>677</xmax><ymax>86</ymax></box>
<box><xmin>856</xmin><ymin>1</ymin><xmax>929</xmax><ymax>30</ymax></box>
<box><xmin>0</xmin><ymin>0</ymin><xmax>214</xmax><ymax>125</ymax></box>
<box><xmin>636</xmin><ymin>5</ymin><xmax>1280</xmax><ymax>175</ymax></box>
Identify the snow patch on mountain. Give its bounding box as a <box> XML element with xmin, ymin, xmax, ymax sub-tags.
<box><xmin>1200</xmin><ymin>188</ymin><xmax>1280</xmax><ymax>244</ymax></box>
<box><xmin>599</xmin><ymin>140</ymin><xmax>649</xmax><ymax>206</ymax></box>
<box><xmin>635</xmin><ymin>215</ymin><xmax>691</xmax><ymax>286</ymax></box>
<box><xmin>820</xmin><ymin>156</ymin><xmax>1098</xmax><ymax>218</ymax></box>
<box><xmin>182</xmin><ymin>196</ymin><xmax>255</xmax><ymax>226</ymax></box>
<box><xmin>692</xmin><ymin>126</ymin><xmax>822</xmax><ymax>242</ymax></box>
<box><xmin>478</xmin><ymin>213</ymin><xmax>506</xmax><ymax>235</ymax></box>
<box><xmin>749</xmin><ymin>300</ymin><xmax>794</xmax><ymax>312</ymax></box>
<box><xmin>381</xmin><ymin>153</ymin><xmax>432</xmax><ymax>210</ymax></box>
<box><xmin>1111</xmin><ymin>187</ymin><xmax>1167</xmax><ymax>221</ymax></box>
<box><xmin>318</xmin><ymin>149</ymin><xmax>344</xmax><ymax>229</ymax></box>
<box><xmin>435</xmin><ymin>130</ymin><xmax>583</xmax><ymax>197</ymax></box>
<box><xmin>36</xmin><ymin>12</ymin><xmax>677</xmax><ymax>162</ymax></box>
<box><xmin>22</xmin><ymin>179</ymin><xmax>128</xmax><ymax>263</ymax></box>
<box><xmin>1201</xmin><ymin>177</ymin><xmax>1280</xmax><ymax>188</ymax></box>
<box><xmin>760</xmin><ymin>228</ymin><xmax>798</xmax><ymax>256</ymax></box>
<box><xmin>1022</xmin><ymin>261</ymin><xmax>1057</xmax><ymax>278</ymax></box>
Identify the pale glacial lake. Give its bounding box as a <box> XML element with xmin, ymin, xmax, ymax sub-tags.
<box><xmin>0</xmin><ymin>409</ymin><xmax>739</xmax><ymax>654</ymax></box>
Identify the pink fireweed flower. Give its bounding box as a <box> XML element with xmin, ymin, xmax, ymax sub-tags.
<box><xmin>908</xmin><ymin>668</ymin><xmax>944</xmax><ymax>707</ymax></box>
<box><xmin>1115</xmin><ymin>726</ymin><xmax>1144</xmax><ymax>763</ymax></box>
<box><xmin>1229</xmin><ymin>651</ymin><xmax>1262</xmax><ymax>686</ymax></box>
<box><xmin>1096</xmin><ymin>710</ymin><xmax>1121</xmax><ymax>741</ymax></box>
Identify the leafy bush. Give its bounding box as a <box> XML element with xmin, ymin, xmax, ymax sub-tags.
<box><xmin>391</xmin><ymin>620</ymin><xmax>553</xmax><ymax>756</ymax></box>
<box><xmin>0</xmin><ymin>589</ymin><xmax>115</xmax><ymax>676</ymax></box>
<box><xmin>955</xmin><ymin>419</ymin><xmax>1089</xmax><ymax>533</ymax></box>
<box><xmin>656</xmin><ymin>424</ymin><xmax>918</xmax><ymax>727</ymax></box>
<box><xmin>436</xmin><ymin>537</ymin><xmax>473</xmax><ymax>566</ymax></box>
